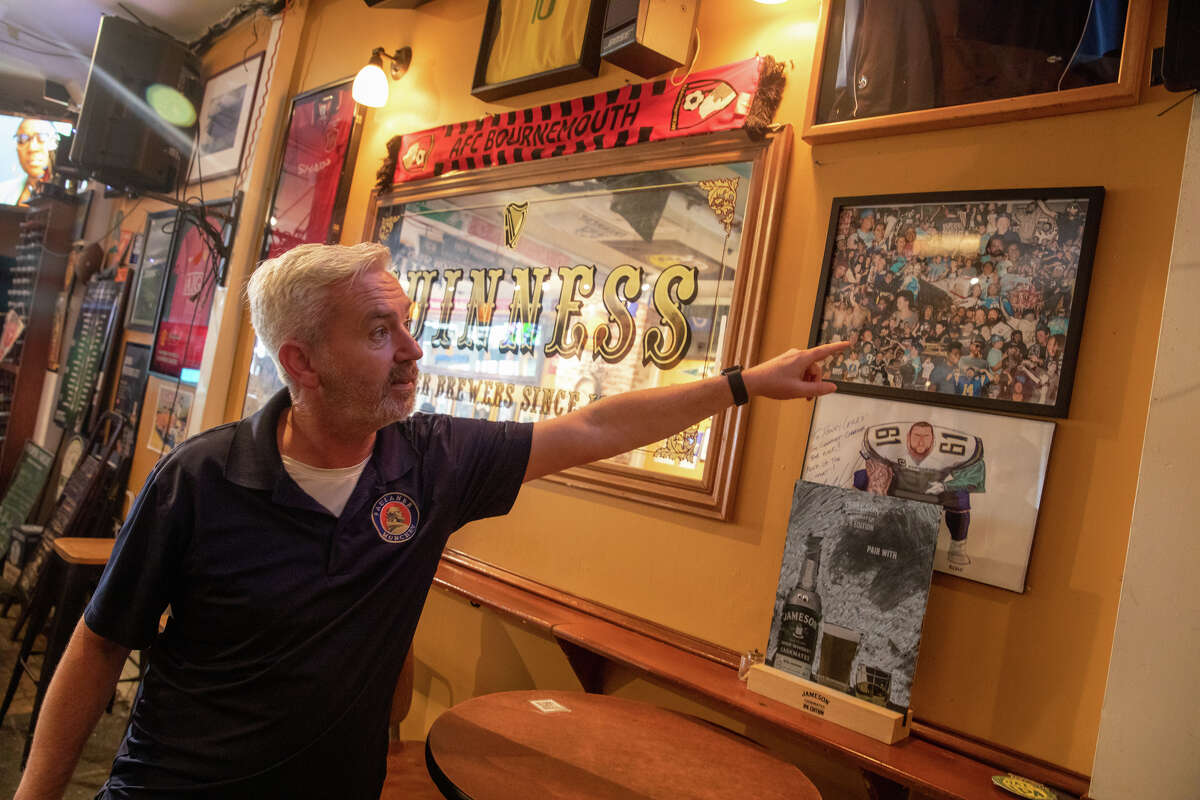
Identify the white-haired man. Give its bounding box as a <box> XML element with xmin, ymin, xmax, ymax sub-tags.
<box><xmin>17</xmin><ymin>243</ymin><xmax>848</xmax><ymax>800</ymax></box>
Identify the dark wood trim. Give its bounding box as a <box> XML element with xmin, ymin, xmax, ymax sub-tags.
<box><xmin>909</xmin><ymin>722</ymin><xmax>1089</xmax><ymax>799</ymax></box>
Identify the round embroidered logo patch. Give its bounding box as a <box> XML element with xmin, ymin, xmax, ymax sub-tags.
<box><xmin>371</xmin><ymin>492</ymin><xmax>419</xmax><ymax>544</ymax></box>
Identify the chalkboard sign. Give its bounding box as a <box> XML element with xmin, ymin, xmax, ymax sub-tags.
<box><xmin>0</xmin><ymin>442</ymin><xmax>53</xmax><ymax>554</ymax></box>
<box><xmin>54</xmin><ymin>277</ymin><xmax>123</xmax><ymax>431</ymax></box>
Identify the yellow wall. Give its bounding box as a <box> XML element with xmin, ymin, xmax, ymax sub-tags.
<box><xmin>219</xmin><ymin>0</ymin><xmax>1186</xmax><ymax>781</ymax></box>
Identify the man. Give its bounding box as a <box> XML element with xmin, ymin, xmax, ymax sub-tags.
<box><xmin>853</xmin><ymin>420</ymin><xmax>986</xmax><ymax>569</ymax></box>
<box><xmin>928</xmin><ymin>342</ymin><xmax>962</xmax><ymax>393</ymax></box>
<box><xmin>1</xmin><ymin>118</ymin><xmax>56</xmax><ymax>206</ymax></box>
<box><xmin>16</xmin><ymin>243</ymin><xmax>848</xmax><ymax>800</ymax></box>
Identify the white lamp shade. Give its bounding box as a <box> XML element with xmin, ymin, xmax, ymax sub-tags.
<box><xmin>352</xmin><ymin>62</ymin><xmax>389</xmax><ymax>107</ymax></box>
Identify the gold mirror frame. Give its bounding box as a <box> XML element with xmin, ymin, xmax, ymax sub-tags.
<box><xmin>365</xmin><ymin>127</ymin><xmax>793</xmax><ymax>519</ymax></box>
<box><xmin>801</xmin><ymin>0</ymin><xmax>1153</xmax><ymax>145</ymax></box>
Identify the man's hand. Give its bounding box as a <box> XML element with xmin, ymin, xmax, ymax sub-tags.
<box><xmin>742</xmin><ymin>342</ymin><xmax>850</xmax><ymax>401</ymax></box>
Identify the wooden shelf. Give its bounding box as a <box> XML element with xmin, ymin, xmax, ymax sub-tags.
<box><xmin>432</xmin><ymin>556</ymin><xmax>1089</xmax><ymax>800</ymax></box>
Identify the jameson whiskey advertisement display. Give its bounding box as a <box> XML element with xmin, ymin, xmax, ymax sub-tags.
<box><xmin>766</xmin><ymin>481</ymin><xmax>941</xmax><ymax>712</ymax></box>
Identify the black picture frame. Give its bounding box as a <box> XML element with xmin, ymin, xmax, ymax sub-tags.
<box><xmin>113</xmin><ymin>342</ymin><xmax>151</xmax><ymax>421</ymax></box>
<box><xmin>190</xmin><ymin>51</ymin><xmax>265</xmax><ymax>183</ymax></box>
<box><xmin>149</xmin><ymin>198</ymin><xmax>239</xmax><ymax>381</ymax></box>
<box><xmin>807</xmin><ymin>187</ymin><xmax>1104</xmax><ymax>418</ymax></box>
<box><xmin>471</xmin><ymin>0</ymin><xmax>605</xmax><ymax>102</ymax></box>
<box><xmin>125</xmin><ymin>209</ymin><xmax>179</xmax><ymax>333</ymax></box>
<box><xmin>260</xmin><ymin>79</ymin><xmax>364</xmax><ymax>260</ymax></box>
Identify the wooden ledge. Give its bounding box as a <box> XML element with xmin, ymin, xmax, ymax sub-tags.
<box><xmin>431</xmin><ymin>556</ymin><xmax>1087</xmax><ymax>800</ymax></box>
<box><xmin>52</xmin><ymin>537</ymin><xmax>115</xmax><ymax>566</ymax></box>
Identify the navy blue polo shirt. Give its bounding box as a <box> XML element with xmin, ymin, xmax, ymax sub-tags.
<box><xmin>85</xmin><ymin>389</ymin><xmax>531</xmax><ymax>799</ymax></box>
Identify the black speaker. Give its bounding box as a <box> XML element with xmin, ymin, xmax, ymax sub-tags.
<box><xmin>1164</xmin><ymin>0</ymin><xmax>1200</xmax><ymax>92</ymax></box>
<box><xmin>601</xmin><ymin>0</ymin><xmax>697</xmax><ymax>78</ymax></box>
<box><xmin>70</xmin><ymin>16</ymin><xmax>202</xmax><ymax>194</ymax></box>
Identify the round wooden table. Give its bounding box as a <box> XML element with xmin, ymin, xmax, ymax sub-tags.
<box><xmin>425</xmin><ymin>690</ymin><xmax>821</xmax><ymax>799</ymax></box>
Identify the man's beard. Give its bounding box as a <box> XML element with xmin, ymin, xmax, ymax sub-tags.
<box><xmin>320</xmin><ymin>361</ymin><xmax>419</xmax><ymax>430</ymax></box>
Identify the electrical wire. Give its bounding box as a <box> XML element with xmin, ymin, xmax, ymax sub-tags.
<box><xmin>1057</xmin><ymin>0</ymin><xmax>1096</xmax><ymax>92</ymax></box>
<box><xmin>670</xmin><ymin>27</ymin><xmax>701</xmax><ymax>87</ymax></box>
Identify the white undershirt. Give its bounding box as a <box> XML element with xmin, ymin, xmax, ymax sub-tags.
<box><xmin>280</xmin><ymin>453</ymin><xmax>370</xmax><ymax>516</ymax></box>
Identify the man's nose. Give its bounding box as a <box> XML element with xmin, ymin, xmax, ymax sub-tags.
<box><xmin>396</xmin><ymin>326</ymin><xmax>423</xmax><ymax>362</ymax></box>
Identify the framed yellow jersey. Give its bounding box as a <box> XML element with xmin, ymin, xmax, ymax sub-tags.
<box><xmin>473</xmin><ymin>0</ymin><xmax>604</xmax><ymax>101</ymax></box>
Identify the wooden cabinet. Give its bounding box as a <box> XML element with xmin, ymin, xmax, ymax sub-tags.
<box><xmin>0</xmin><ymin>196</ymin><xmax>75</xmax><ymax>486</ymax></box>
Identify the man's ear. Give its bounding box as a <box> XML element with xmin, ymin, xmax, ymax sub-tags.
<box><xmin>277</xmin><ymin>340</ymin><xmax>321</xmax><ymax>390</ymax></box>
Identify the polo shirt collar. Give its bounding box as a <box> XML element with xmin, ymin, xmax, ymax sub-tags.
<box><xmin>225</xmin><ymin>388</ymin><xmax>415</xmax><ymax>491</ymax></box>
<box><xmin>226</xmin><ymin>388</ymin><xmax>290</xmax><ymax>490</ymax></box>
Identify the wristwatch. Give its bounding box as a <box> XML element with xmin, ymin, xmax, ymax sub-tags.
<box><xmin>722</xmin><ymin>365</ymin><xmax>749</xmax><ymax>406</ymax></box>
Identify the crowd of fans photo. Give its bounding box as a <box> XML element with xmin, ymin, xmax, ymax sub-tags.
<box><xmin>817</xmin><ymin>197</ymin><xmax>1090</xmax><ymax>406</ymax></box>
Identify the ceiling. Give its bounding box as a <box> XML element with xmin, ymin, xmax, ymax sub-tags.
<box><xmin>0</xmin><ymin>0</ymin><xmax>245</xmax><ymax>117</ymax></box>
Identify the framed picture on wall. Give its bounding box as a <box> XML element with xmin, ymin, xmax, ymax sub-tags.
<box><xmin>801</xmin><ymin>0</ymin><xmax>1152</xmax><ymax>143</ymax></box>
<box><xmin>801</xmin><ymin>393</ymin><xmax>1055</xmax><ymax>592</ymax></box>
<box><xmin>190</xmin><ymin>52</ymin><xmax>265</xmax><ymax>183</ymax></box>
<box><xmin>112</xmin><ymin>341</ymin><xmax>151</xmax><ymax>456</ymax></box>
<box><xmin>366</xmin><ymin>126</ymin><xmax>792</xmax><ymax>519</ymax></box>
<box><xmin>471</xmin><ymin>0</ymin><xmax>605</xmax><ymax>102</ymax></box>
<box><xmin>146</xmin><ymin>378</ymin><xmax>195</xmax><ymax>454</ymax></box>
<box><xmin>808</xmin><ymin>187</ymin><xmax>1104</xmax><ymax>418</ymax></box>
<box><xmin>126</xmin><ymin>209</ymin><xmax>178</xmax><ymax>333</ymax></box>
<box><xmin>150</xmin><ymin>199</ymin><xmax>239</xmax><ymax>380</ymax></box>
<box><xmin>261</xmin><ymin>80</ymin><xmax>364</xmax><ymax>259</ymax></box>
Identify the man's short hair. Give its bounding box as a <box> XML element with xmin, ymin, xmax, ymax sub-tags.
<box><xmin>245</xmin><ymin>242</ymin><xmax>392</xmax><ymax>387</ymax></box>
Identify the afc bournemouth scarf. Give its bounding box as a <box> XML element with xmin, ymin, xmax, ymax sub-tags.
<box><xmin>377</xmin><ymin>56</ymin><xmax>785</xmax><ymax>192</ymax></box>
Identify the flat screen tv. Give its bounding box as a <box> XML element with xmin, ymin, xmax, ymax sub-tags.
<box><xmin>0</xmin><ymin>115</ymin><xmax>74</xmax><ymax>208</ymax></box>
<box><xmin>70</xmin><ymin>16</ymin><xmax>202</xmax><ymax>195</ymax></box>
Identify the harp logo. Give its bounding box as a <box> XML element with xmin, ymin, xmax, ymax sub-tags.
<box><xmin>402</xmin><ymin>135</ymin><xmax>433</xmax><ymax>172</ymax></box>
<box><xmin>671</xmin><ymin>79</ymin><xmax>738</xmax><ymax>130</ymax></box>
<box><xmin>504</xmin><ymin>202</ymin><xmax>529</xmax><ymax>249</ymax></box>
<box><xmin>371</xmin><ymin>492</ymin><xmax>420</xmax><ymax>544</ymax></box>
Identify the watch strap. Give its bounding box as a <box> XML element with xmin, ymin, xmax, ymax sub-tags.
<box><xmin>722</xmin><ymin>365</ymin><xmax>749</xmax><ymax>406</ymax></box>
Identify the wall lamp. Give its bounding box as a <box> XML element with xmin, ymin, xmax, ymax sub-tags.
<box><xmin>352</xmin><ymin>46</ymin><xmax>412</xmax><ymax>108</ymax></box>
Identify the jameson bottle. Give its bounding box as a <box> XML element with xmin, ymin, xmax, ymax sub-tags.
<box><xmin>774</xmin><ymin>536</ymin><xmax>823</xmax><ymax>680</ymax></box>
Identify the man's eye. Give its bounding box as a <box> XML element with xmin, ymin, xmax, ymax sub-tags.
<box><xmin>371</xmin><ymin>326</ymin><xmax>388</xmax><ymax>340</ymax></box>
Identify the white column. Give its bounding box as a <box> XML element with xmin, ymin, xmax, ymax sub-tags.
<box><xmin>1089</xmin><ymin>95</ymin><xmax>1200</xmax><ymax>799</ymax></box>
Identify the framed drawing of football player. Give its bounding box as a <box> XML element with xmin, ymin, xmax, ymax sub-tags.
<box><xmin>808</xmin><ymin>187</ymin><xmax>1104</xmax><ymax>418</ymax></box>
<box><xmin>261</xmin><ymin>79</ymin><xmax>364</xmax><ymax>260</ymax></box>
<box><xmin>802</xmin><ymin>393</ymin><xmax>1054</xmax><ymax>592</ymax></box>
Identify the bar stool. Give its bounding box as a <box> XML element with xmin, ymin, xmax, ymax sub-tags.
<box><xmin>0</xmin><ymin>537</ymin><xmax>114</xmax><ymax>765</ymax></box>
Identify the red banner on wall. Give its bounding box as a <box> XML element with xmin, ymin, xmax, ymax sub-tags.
<box><xmin>385</xmin><ymin>57</ymin><xmax>781</xmax><ymax>188</ymax></box>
